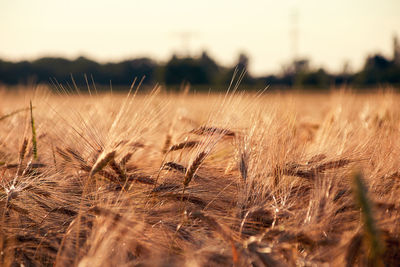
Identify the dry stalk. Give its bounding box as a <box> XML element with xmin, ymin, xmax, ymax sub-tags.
<box><xmin>159</xmin><ymin>193</ymin><xmax>207</xmax><ymax>208</ymax></box>
<box><xmin>307</xmin><ymin>154</ymin><xmax>327</xmax><ymax>164</ymax></box>
<box><xmin>168</xmin><ymin>141</ymin><xmax>200</xmax><ymax>152</ymax></box>
<box><xmin>66</xmin><ymin>148</ymin><xmax>86</xmax><ymax>165</ymax></box>
<box><xmin>190</xmin><ymin>211</ymin><xmax>239</xmax><ymax>264</ymax></box>
<box><xmin>56</xmin><ymin>147</ymin><xmax>72</xmax><ymax>162</ymax></box>
<box><xmin>190</xmin><ymin>126</ymin><xmax>235</xmax><ymax>137</ymax></box>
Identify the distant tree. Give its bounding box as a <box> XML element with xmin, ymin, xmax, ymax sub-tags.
<box><xmin>393</xmin><ymin>35</ymin><xmax>400</xmax><ymax>65</ymax></box>
<box><xmin>217</xmin><ymin>52</ymin><xmax>255</xmax><ymax>86</ymax></box>
<box><xmin>355</xmin><ymin>54</ymin><xmax>400</xmax><ymax>85</ymax></box>
<box><xmin>290</xmin><ymin>59</ymin><xmax>310</xmax><ymax>87</ymax></box>
<box><xmin>31</xmin><ymin>57</ymin><xmax>73</xmax><ymax>81</ymax></box>
<box><xmin>302</xmin><ymin>68</ymin><xmax>332</xmax><ymax>88</ymax></box>
<box><xmin>237</xmin><ymin>53</ymin><xmax>249</xmax><ymax>71</ymax></box>
<box><xmin>256</xmin><ymin>75</ymin><xmax>281</xmax><ymax>87</ymax></box>
<box><xmin>164</xmin><ymin>55</ymin><xmax>211</xmax><ymax>85</ymax></box>
<box><xmin>199</xmin><ymin>51</ymin><xmax>220</xmax><ymax>84</ymax></box>
<box><xmin>1</xmin><ymin>44</ymin><xmax>400</xmax><ymax>89</ymax></box>
<box><xmin>279</xmin><ymin>58</ymin><xmax>311</xmax><ymax>87</ymax></box>
<box><xmin>99</xmin><ymin>58</ymin><xmax>156</xmax><ymax>85</ymax></box>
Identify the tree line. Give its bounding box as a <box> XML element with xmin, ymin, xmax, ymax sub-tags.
<box><xmin>1</xmin><ymin>47</ymin><xmax>399</xmax><ymax>90</ymax></box>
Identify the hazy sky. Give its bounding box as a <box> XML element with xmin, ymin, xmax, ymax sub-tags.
<box><xmin>1</xmin><ymin>0</ymin><xmax>399</xmax><ymax>76</ymax></box>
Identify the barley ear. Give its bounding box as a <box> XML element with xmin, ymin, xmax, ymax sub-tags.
<box><xmin>90</xmin><ymin>151</ymin><xmax>116</xmax><ymax>178</ymax></box>
<box><xmin>110</xmin><ymin>158</ymin><xmax>127</xmax><ymax>181</ymax></box>
<box><xmin>184</xmin><ymin>151</ymin><xmax>207</xmax><ymax>187</ymax></box>
<box><xmin>19</xmin><ymin>138</ymin><xmax>28</xmax><ymax>164</ymax></box>
<box><xmin>162</xmin><ymin>133</ymin><xmax>172</xmax><ymax>154</ymax></box>
<box><xmin>168</xmin><ymin>141</ymin><xmax>200</xmax><ymax>152</ymax></box>
<box><xmin>239</xmin><ymin>151</ymin><xmax>248</xmax><ymax>181</ymax></box>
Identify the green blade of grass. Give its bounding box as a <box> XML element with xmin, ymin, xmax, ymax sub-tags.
<box><xmin>30</xmin><ymin>101</ymin><xmax>38</xmax><ymax>160</ymax></box>
<box><xmin>352</xmin><ymin>171</ymin><xmax>384</xmax><ymax>266</ymax></box>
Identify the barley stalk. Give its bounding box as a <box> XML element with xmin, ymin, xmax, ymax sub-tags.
<box><xmin>190</xmin><ymin>126</ymin><xmax>235</xmax><ymax>137</ymax></box>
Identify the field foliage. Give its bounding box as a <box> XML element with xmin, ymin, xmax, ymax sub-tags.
<box><xmin>0</xmin><ymin>84</ymin><xmax>399</xmax><ymax>266</ymax></box>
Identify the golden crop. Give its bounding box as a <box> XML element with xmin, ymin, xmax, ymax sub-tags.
<box><xmin>0</xmin><ymin>85</ymin><xmax>399</xmax><ymax>266</ymax></box>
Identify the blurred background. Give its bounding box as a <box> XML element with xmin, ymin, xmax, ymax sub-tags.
<box><xmin>0</xmin><ymin>0</ymin><xmax>399</xmax><ymax>90</ymax></box>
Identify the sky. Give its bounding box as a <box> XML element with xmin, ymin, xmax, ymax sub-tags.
<box><xmin>1</xmin><ymin>0</ymin><xmax>399</xmax><ymax>76</ymax></box>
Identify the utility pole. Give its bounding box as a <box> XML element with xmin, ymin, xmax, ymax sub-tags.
<box><xmin>394</xmin><ymin>34</ymin><xmax>400</xmax><ymax>65</ymax></box>
<box><xmin>172</xmin><ymin>31</ymin><xmax>197</xmax><ymax>57</ymax></box>
<box><xmin>289</xmin><ymin>5</ymin><xmax>301</xmax><ymax>87</ymax></box>
<box><xmin>290</xmin><ymin>7</ymin><xmax>299</xmax><ymax>63</ymax></box>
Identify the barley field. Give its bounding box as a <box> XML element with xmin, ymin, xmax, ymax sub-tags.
<box><xmin>0</xmin><ymin>85</ymin><xmax>399</xmax><ymax>266</ymax></box>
